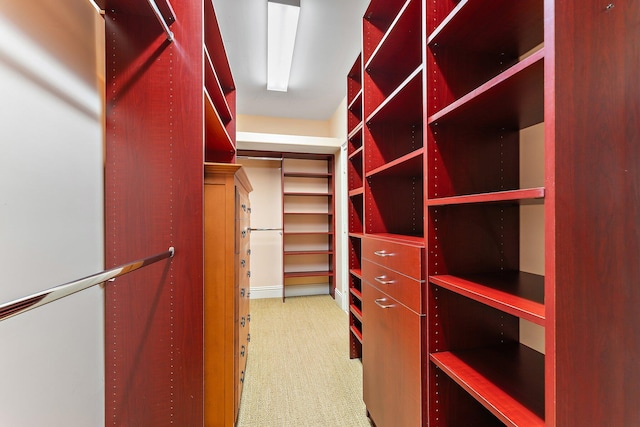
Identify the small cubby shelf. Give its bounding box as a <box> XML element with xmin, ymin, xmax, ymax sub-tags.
<box><xmin>431</xmin><ymin>343</ymin><xmax>545</xmax><ymax>427</ymax></box>
<box><xmin>428</xmin><ymin>49</ymin><xmax>544</xmax><ymax>128</ymax></box>
<box><xmin>203</xmin><ymin>0</ymin><xmax>236</xmax><ymax>163</ymax></box>
<box><xmin>365</xmin><ymin>66</ymin><xmax>423</xmax><ymax>173</ymax></box>
<box><xmin>429</xmin><ymin>272</ymin><xmax>544</xmax><ymax>326</ymax></box>
<box><xmin>427</xmin><ymin>0</ymin><xmax>543</xmax><ymax>114</ymax></box>
<box><xmin>365</xmin><ymin>0</ymin><xmax>421</xmax><ymax>103</ymax></box>
<box><xmin>363</xmin><ymin>0</ymin><xmax>412</xmax><ymax>65</ymax></box>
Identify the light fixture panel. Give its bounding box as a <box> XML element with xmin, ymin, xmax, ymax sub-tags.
<box><xmin>267</xmin><ymin>0</ymin><xmax>300</xmax><ymax>92</ymax></box>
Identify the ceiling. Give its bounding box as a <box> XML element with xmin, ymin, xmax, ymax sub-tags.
<box><xmin>211</xmin><ymin>0</ymin><xmax>370</xmax><ymax>121</ymax></box>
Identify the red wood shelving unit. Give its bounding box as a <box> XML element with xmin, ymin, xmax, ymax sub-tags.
<box><xmin>347</xmin><ymin>53</ymin><xmax>364</xmax><ymax>359</ymax></box>
<box><xmin>103</xmin><ymin>0</ymin><xmax>237</xmax><ymax>424</ymax></box>
<box><xmin>281</xmin><ymin>154</ymin><xmax>335</xmax><ymax>302</ymax></box>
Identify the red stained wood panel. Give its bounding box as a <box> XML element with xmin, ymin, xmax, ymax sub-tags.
<box><xmin>362</xmin><ymin>281</ymin><xmax>426</xmax><ymax>427</ymax></box>
<box><xmin>104</xmin><ymin>0</ymin><xmax>204</xmax><ymax>424</ymax></box>
<box><xmin>551</xmin><ymin>1</ymin><xmax>640</xmax><ymax>425</ymax></box>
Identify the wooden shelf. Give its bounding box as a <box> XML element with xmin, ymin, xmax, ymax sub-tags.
<box><xmin>283</xmin><ymin>231</ymin><xmax>334</xmax><ymax>236</ymax></box>
<box><xmin>365</xmin><ymin>0</ymin><xmax>421</xmax><ymax>97</ymax></box>
<box><xmin>348</xmin><ymin>121</ymin><xmax>363</xmax><ymax>142</ymax></box>
<box><xmin>427</xmin><ymin>187</ymin><xmax>544</xmax><ymax>206</ymax></box>
<box><xmin>204</xmin><ymin>90</ymin><xmax>234</xmax><ymax>162</ymax></box>
<box><xmin>350</xmin><ymin>268</ymin><xmax>363</xmax><ymax>280</ymax></box>
<box><xmin>283</xmin><ymin>211</ymin><xmax>332</xmax><ymax>216</ymax></box>
<box><xmin>365</xmin><ymin>233</ymin><xmax>425</xmax><ymax>247</ymax></box>
<box><xmin>363</xmin><ymin>0</ymin><xmax>412</xmax><ymax>64</ymax></box>
<box><xmin>204</xmin><ymin>0</ymin><xmax>234</xmax><ymax>91</ymax></box>
<box><xmin>350</xmin><ymin>325</ymin><xmax>363</xmax><ymax>343</ymax></box>
<box><xmin>349</xmin><ymin>232</ymin><xmax>365</xmax><ymax>239</ymax></box>
<box><xmin>348</xmin><ymin>145</ymin><xmax>364</xmax><ymax>160</ymax></box>
<box><xmin>283</xmin><ymin>172</ymin><xmax>332</xmax><ymax>178</ymax></box>
<box><xmin>283</xmin><ymin>270</ymin><xmax>334</xmax><ymax>278</ymax></box>
<box><xmin>430</xmin><ymin>272</ymin><xmax>544</xmax><ymax>326</ymax></box>
<box><xmin>428</xmin><ymin>49</ymin><xmax>544</xmax><ymax>129</ymax></box>
<box><xmin>348</xmin><ymin>90</ymin><xmax>363</xmax><ymax>115</ymax></box>
<box><xmin>366</xmin><ymin>65</ymin><xmax>423</xmax><ymax>125</ymax></box>
<box><xmin>283</xmin><ymin>192</ymin><xmax>333</xmax><ymax>197</ymax></box>
<box><xmin>284</xmin><ymin>250</ymin><xmax>333</xmax><ymax>256</ymax></box>
<box><xmin>431</xmin><ymin>344</ymin><xmax>545</xmax><ymax>427</ymax></box>
<box><xmin>347</xmin><ymin>53</ymin><xmax>362</xmax><ymax>104</ymax></box>
<box><xmin>349</xmin><ymin>187</ymin><xmax>364</xmax><ymax>197</ymax></box>
<box><xmin>350</xmin><ymin>304</ymin><xmax>363</xmax><ymax>322</ymax></box>
<box><xmin>350</xmin><ymin>286</ymin><xmax>363</xmax><ymax>300</ymax></box>
<box><xmin>366</xmin><ymin>147</ymin><xmax>423</xmax><ymax>178</ymax></box>
<box><xmin>428</xmin><ymin>0</ymin><xmax>543</xmax><ymax>55</ymax></box>
<box><xmin>204</xmin><ymin>47</ymin><xmax>232</xmax><ymax>124</ymax></box>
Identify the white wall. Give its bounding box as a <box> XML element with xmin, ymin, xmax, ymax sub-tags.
<box><xmin>0</xmin><ymin>1</ymin><xmax>105</xmax><ymax>425</ymax></box>
<box><xmin>238</xmin><ymin>158</ymin><xmax>284</xmax><ymax>299</ymax></box>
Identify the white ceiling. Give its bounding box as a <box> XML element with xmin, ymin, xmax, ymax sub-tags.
<box><xmin>212</xmin><ymin>0</ymin><xmax>370</xmax><ymax>121</ymax></box>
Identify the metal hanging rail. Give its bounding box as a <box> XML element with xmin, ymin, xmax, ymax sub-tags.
<box><xmin>0</xmin><ymin>247</ymin><xmax>175</xmax><ymax>323</ymax></box>
<box><xmin>146</xmin><ymin>0</ymin><xmax>175</xmax><ymax>42</ymax></box>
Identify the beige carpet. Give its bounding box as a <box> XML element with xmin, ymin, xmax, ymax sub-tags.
<box><xmin>237</xmin><ymin>295</ymin><xmax>372</xmax><ymax>427</ymax></box>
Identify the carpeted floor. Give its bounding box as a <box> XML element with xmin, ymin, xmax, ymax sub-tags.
<box><xmin>237</xmin><ymin>295</ymin><xmax>372</xmax><ymax>427</ymax></box>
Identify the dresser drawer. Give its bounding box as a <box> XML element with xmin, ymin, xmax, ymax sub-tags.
<box><xmin>363</xmin><ymin>259</ymin><xmax>424</xmax><ymax>314</ymax></box>
<box><xmin>363</xmin><ymin>237</ymin><xmax>423</xmax><ymax>280</ymax></box>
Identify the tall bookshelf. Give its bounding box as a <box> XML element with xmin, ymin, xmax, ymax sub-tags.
<box><xmin>347</xmin><ymin>53</ymin><xmax>364</xmax><ymax>359</ymax></box>
<box><xmin>282</xmin><ymin>155</ymin><xmax>335</xmax><ymax>302</ymax></box>
<box><xmin>355</xmin><ymin>0</ymin><xmax>640</xmax><ymax>426</ymax></box>
<box><xmin>360</xmin><ymin>0</ymin><xmax>427</xmax><ymax>425</ymax></box>
<box><xmin>424</xmin><ymin>1</ymin><xmax>640</xmax><ymax>426</ymax></box>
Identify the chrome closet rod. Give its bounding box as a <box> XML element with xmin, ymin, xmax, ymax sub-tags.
<box><xmin>146</xmin><ymin>0</ymin><xmax>174</xmax><ymax>42</ymax></box>
<box><xmin>0</xmin><ymin>247</ymin><xmax>175</xmax><ymax>323</ymax></box>
<box><xmin>250</xmin><ymin>227</ymin><xmax>283</xmax><ymax>231</ymax></box>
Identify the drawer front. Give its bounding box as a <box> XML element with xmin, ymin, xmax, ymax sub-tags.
<box><xmin>362</xmin><ymin>237</ymin><xmax>423</xmax><ymax>280</ymax></box>
<box><xmin>237</xmin><ymin>190</ymin><xmax>250</xmax><ymax>220</ymax></box>
<box><xmin>363</xmin><ymin>259</ymin><xmax>423</xmax><ymax>314</ymax></box>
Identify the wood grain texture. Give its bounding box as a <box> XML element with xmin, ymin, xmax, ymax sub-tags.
<box><xmin>104</xmin><ymin>0</ymin><xmax>205</xmax><ymax>424</ymax></box>
<box><xmin>551</xmin><ymin>1</ymin><xmax>640</xmax><ymax>425</ymax></box>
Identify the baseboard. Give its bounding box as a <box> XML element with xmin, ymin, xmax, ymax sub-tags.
<box><xmin>334</xmin><ymin>287</ymin><xmax>347</xmax><ymax>312</ymax></box>
<box><xmin>249</xmin><ymin>285</ymin><xmax>282</xmax><ymax>300</ymax></box>
<box><xmin>250</xmin><ymin>284</ymin><xmax>332</xmax><ymax>300</ymax></box>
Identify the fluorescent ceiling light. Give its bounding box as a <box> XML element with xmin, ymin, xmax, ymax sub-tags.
<box><xmin>267</xmin><ymin>0</ymin><xmax>300</xmax><ymax>92</ymax></box>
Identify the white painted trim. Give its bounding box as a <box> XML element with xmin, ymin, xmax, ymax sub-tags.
<box><xmin>249</xmin><ymin>284</ymin><xmax>335</xmax><ymax>300</ymax></box>
<box><xmin>250</xmin><ymin>285</ymin><xmax>282</xmax><ymax>300</ymax></box>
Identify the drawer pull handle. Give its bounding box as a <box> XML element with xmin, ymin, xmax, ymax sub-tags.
<box><xmin>241</xmin><ymin>259</ymin><xmax>246</xmax><ymax>267</ymax></box>
<box><xmin>374</xmin><ymin>250</ymin><xmax>394</xmax><ymax>257</ymax></box>
<box><xmin>240</xmin><ymin>345</ymin><xmax>246</xmax><ymax>357</ymax></box>
<box><xmin>247</xmin><ymin>314</ymin><xmax>251</xmax><ymax>322</ymax></box>
<box><xmin>240</xmin><ymin>371</ymin><xmax>245</xmax><ymax>383</ymax></box>
<box><xmin>247</xmin><ymin>333</ymin><xmax>251</xmax><ymax>342</ymax></box>
<box><xmin>375</xmin><ymin>275</ymin><xmax>395</xmax><ymax>285</ymax></box>
<box><xmin>241</xmin><ymin>317</ymin><xmax>246</xmax><ymax>327</ymax></box>
<box><xmin>241</xmin><ymin>288</ymin><xmax>246</xmax><ymax>297</ymax></box>
<box><xmin>374</xmin><ymin>298</ymin><xmax>394</xmax><ymax>309</ymax></box>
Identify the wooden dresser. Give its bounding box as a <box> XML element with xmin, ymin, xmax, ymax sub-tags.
<box><xmin>204</xmin><ymin>163</ymin><xmax>253</xmax><ymax>426</ymax></box>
